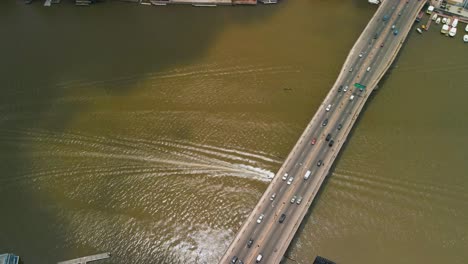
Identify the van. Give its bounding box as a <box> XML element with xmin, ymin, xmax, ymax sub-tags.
<box><xmin>304</xmin><ymin>170</ymin><xmax>311</xmax><ymax>180</ymax></box>
<box><xmin>349</xmin><ymin>95</ymin><xmax>355</xmax><ymax>101</ymax></box>
<box><xmin>366</xmin><ymin>67</ymin><xmax>371</xmax><ymax>72</ymax></box>
<box><xmin>256</xmin><ymin>254</ymin><xmax>263</xmax><ymax>263</ymax></box>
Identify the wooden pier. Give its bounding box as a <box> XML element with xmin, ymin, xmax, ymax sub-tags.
<box><xmin>57</xmin><ymin>252</ymin><xmax>111</xmax><ymax>264</ymax></box>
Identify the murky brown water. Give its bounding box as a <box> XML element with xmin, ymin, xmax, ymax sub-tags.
<box><xmin>0</xmin><ymin>1</ymin><xmax>467</xmax><ymax>263</ymax></box>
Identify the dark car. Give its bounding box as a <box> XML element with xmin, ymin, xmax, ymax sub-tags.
<box><xmin>279</xmin><ymin>213</ymin><xmax>286</xmax><ymax>223</ymax></box>
<box><xmin>231</xmin><ymin>256</ymin><xmax>239</xmax><ymax>264</ymax></box>
<box><xmin>337</xmin><ymin>124</ymin><xmax>343</xmax><ymax>130</ymax></box>
<box><xmin>247</xmin><ymin>239</ymin><xmax>254</xmax><ymax>248</ymax></box>
<box><xmin>338</xmin><ymin>85</ymin><xmax>343</xmax><ymax>92</ymax></box>
<box><xmin>317</xmin><ymin>160</ymin><xmax>323</xmax><ymax>167</ymax></box>
<box><xmin>383</xmin><ymin>15</ymin><xmax>389</xmax><ymax>21</ymax></box>
<box><xmin>326</xmin><ymin>133</ymin><xmax>332</xmax><ymax>141</ymax></box>
<box><xmin>329</xmin><ymin>140</ymin><xmax>334</xmax><ymax>147</ymax></box>
<box><xmin>322</xmin><ymin>119</ymin><xmax>329</xmax><ymax>127</ymax></box>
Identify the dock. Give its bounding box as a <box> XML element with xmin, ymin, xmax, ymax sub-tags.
<box><xmin>57</xmin><ymin>252</ymin><xmax>111</xmax><ymax>264</ymax></box>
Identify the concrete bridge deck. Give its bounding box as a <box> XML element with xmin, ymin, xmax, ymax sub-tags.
<box><xmin>220</xmin><ymin>0</ymin><xmax>427</xmax><ymax>263</ymax></box>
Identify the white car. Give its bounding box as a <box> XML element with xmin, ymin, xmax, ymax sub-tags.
<box><xmin>287</xmin><ymin>177</ymin><xmax>294</xmax><ymax>185</ymax></box>
<box><xmin>282</xmin><ymin>173</ymin><xmax>288</xmax><ymax>181</ymax></box>
<box><xmin>296</xmin><ymin>196</ymin><xmax>303</xmax><ymax>205</ymax></box>
<box><xmin>257</xmin><ymin>214</ymin><xmax>265</xmax><ymax>224</ymax></box>
<box><xmin>343</xmin><ymin>85</ymin><xmax>349</xmax><ymax>92</ymax></box>
<box><xmin>290</xmin><ymin>195</ymin><xmax>297</xmax><ymax>204</ymax></box>
<box><xmin>325</xmin><ymin>104</ymin><xmax>332</xmax><ymax>112</ymax></box>
<box><xmin>270</xmin><ymin>193</ymin><xmax>276</xmax><ymax>201</ymax></box>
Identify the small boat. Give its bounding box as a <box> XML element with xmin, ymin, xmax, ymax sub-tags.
<box><xmin>441</xmin><ymin>24</ymin><xmax>450</xmax><ymax>34</ymax></box>
<box><xmin>447</xmin><ymin>18</ymin><xmax>451</xmax><ymax>25</ymax></box>
<box><xmin>426</xmin><ymin>5</ymin><xmax>434</xmax><ymax>15</ymax></box>
<box><xmin>464</xmin><ymin>35</ymin><xmax>468</xmax><ymax>43</ymax></box>
<box><xmin>442</xmin><ymin>17</ymin><xmax>447</xmax><ymax>24</ymax></box>
<box><xmin>465</xmin><ymin>24</ymin><xmax>468</xmax><ymax>32</ymax></box>
<box><xmin>449</xmin><ymin>27</ymin><xmax>457</xmax><ymax>37</ymax></box>
<box><xmin>452</xmin><ymin>18</ymin><xmax>458</xmax><ymax>28</ymax></box>
<box><xmin>436</xmin><ymin>17</ymin><xmax>441</xmax><ymax>24</ymax></box>
<box><xmin>432</xmin><ymin>14</ymin><xmax>438</xmax><ymax>21</ymax></box>
<box><xmin>416</xmin><ymin>28</ymin><xmax>423</xmax><ymax>34</ymax></box>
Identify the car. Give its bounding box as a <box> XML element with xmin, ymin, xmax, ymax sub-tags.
<box><xmin>322</xmin><ymin>118</ymin><xmax>329</xmax><ymax>127</ymax></box>
<box><xmin>394</xmin><ymin>29</ymin><xmax>399</xmax><ymax>35</ymax></box>
<box><xmin>279</xmin><ymin>214</ymin><xmax>286</xmax><ymax>223</ymax></box>
<box><xmin>367</xmin><ymin>67</ymin><xmax>371</xmax><ymax>72</ymax></box>
<box><xmin>311</xmin><ymin>138</ymin><xmax>317</xmax><ymax>145</ymax></box>
<box><xmin>287</xmin><ymin>177</ymin><xmax>294</xmax><ymax>185</ymax></box>
<box><xmin>374</xmin><ymin>32</ymin><xmax>379</xmax><ymax>39</ymax></box>
<box><xmin>247</xmin><ymin>238</ymin><xmax>254</xmax><ymax>248</ymax></box>
<box><xmin>383</xmin><ymin>15</ymin><xmax>389</xmax><ymax>21</ymax></box>
<box><xmin>338</xmin><ymin>85</ymin><xmax>343</xmax><ymax>92</ymax></box>
<box><xmin>270</xmin><ymin>193</ymin><xmax>276</xmax><ymax>201</ymax></box>
<box><xmin>359</xmin><ymin>52</ymin><xmax>363</xmax><ymax>58</ymax></box>
<box><xmin>398</xmin><ymin>12</ymin><xmax>402</xmax><ymax>16</ymax></box>
<box><xmin>326</xmin><ymin>133</ymin><xmax>332</xmax><ymax>141</ymax></box>
<box><xmin>239</xmin><ymin>261</ymin><xmax>244</xmax><ymax>264</ymax></box>
<box><xmin>350</xmin><ymin>95</ymin><xmax>355</xmax><ymax>101</ymax></box>
<box><xmin>337</xmin><ymin>124</ymin><xmax>343</xmax><ymax>130</ymax></box>
<box><xmin>326</xmin><ymin>104</ymin><xmax>332</xmax><ymax>112</ymax></box>
<box><xmin>344</xmin><ymin>85</ymin><xmax>349</xmax><ymax>92</ymax></box>
<box><xmin>329</xmin><ymin>140</ymin><xmax>334</xmax><ymax>147</ymax></box>
<box><xmin>257</xmin><ymin>214</ymin><xmax>264</xmax><ymax>224</ymax></box>
<box><xmin>282</xmin><ymin>173</ymin><xmax>288</xmax><ymax>181</ymax></box>
<box><xmin>256</xmin><ymin>254</ymin><xmax>263</xmax><ymax>263</ymax></box>
<box><xmin>317</xmin><ymin>160</ymin><xmax>323</xmax><ymax>167</ymax></box>
<box><xmin>391</xmin><ymin>24</ymin><xmax>396</xmax><ymax>29</ymax></box>
<box><xmin>231</xmin><ymin>256</ymin><xmax>239</xmax><ymax>264</ymax></box>
<box><xmin>296</xmin><ymin>196</ymin><xmax>302</xmax><ymax>205</ymax></box>
<box><xmin>380</xmin><ymin>43</ymin><xmax>384</xmax><ymax>47</ymax></box>
<box><xmin>290</xmin><ymin>195</ymin><xmax>297</xmax><ymax>204</ymax></box>
<box><xmin>349</xmin><ymin>67</ymin><xmax>353</xmax><ymax>72</ymax></box>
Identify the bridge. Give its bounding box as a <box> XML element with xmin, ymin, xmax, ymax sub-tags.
<box><xmin>220</xmin><ymin>0</ymin><xmax>427</xmax><ymax>263</ymax></box>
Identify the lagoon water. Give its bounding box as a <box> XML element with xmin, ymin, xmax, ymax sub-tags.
<box><xmin>0</xmin><ymin>1</ymin><xmax>467</xmax><ymax>263</ymax></box>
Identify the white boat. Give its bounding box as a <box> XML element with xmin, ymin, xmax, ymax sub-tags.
<box><xmin>441</xmin><ymin>24</ymin><xmax>450</xmax><ymax>34</ymax></box>
<box><xmin>416</xmin><ymin>28</ymin><xmax>423</xmax><ymax>34</ymax></box>
<box><xmin>447</xmin><ymin>18</ymin><xmax>451</xmax><ymax>25</ymax></box>
<box><xmin>436</xmin><ymin>17</ymin><xmax>441</xmax><ymax>24</ymax></box>
<box><xmin>466</xmin><ymin>24</ymin><xmax>468</xmax><ymax>32</ymax></box>
<box><xmin>464</xmin><ymin>35</ymin><xmax>468</xmax><ymax>43</ymax></box>
<box><xmin>426</xmin><ymin>5</ymin><xmax>434</xmax><ymax>15</ymax></box>
<box><xmin>449</xmin><ymin>27</ymin><xmax>457</xmax><ymax>37</ymax></box>
<box><xmin>452</xmin><ymin>18</ymin><xmax>458</xmax><ymax>28</ymax></box>
<box><xmin>368</xmin><ymin>0</ymin><xmax>380</xmax><ymax>4</ymax></box>
<box><xmin>432</xmin><ymin>14</ymin><xmax>438</xmax><ymax>21</ymax></box>
<box><xmin>442</xmin><ymin>17</ymin><xmax>447</xmax><ymax>24</ymax></box>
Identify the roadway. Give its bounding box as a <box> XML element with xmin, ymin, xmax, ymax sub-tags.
<box><xmin>220</xmin><ymin>1</ymin><xmax>426</xmax><ymax>263</ymax></box>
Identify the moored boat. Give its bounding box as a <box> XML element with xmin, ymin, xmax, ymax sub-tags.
<box><xmin>441</xmin><ymin>24</ymin><xmax>450</xmax><ymax>34</ymax></box>
<box><xmin>436</xmin><ymin>17</ymin><xmax>441</xmax><ymax>24</ymax></box>
<box><xmin>447</xmin><ymin>18</ymin><xmax>451</xmax><ymax>25</ymax></box>
<box><xmin>463</xmin><ymin>35</ymin><xmax>468</xmax><ymax>43</ymax></box>
<box><xmin>416</xmin><ymin>28</ymin><xmax>423</xmax><ymax>34</ymax></box>
<box><xmin>442</xmin><ymin>17</ymin><xmax>447</xmax><ymax>24</ymax></box>
<box><xmin>432</xmin><ymin>14</ymin><xmax>438</xmax><ymax>21</ymax></box>
<box><xmin>449</xmin><ymin>27</ymin><xmax>457</xmax><ymax>37</ymax></box>
<box><xmin>465</xmin><ymin>24</ymin><xmax>468</xmax><ymax>32</ymax></box>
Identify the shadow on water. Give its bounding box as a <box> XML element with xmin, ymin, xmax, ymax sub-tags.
<box><xmin>284</xmin><ymin>26</ymin><xmax>416</xmax><ymax>257</ymax></box>
<box><xmin>0</xmin><ymin>1</ymin><xmax>280</xmax><ymax>263</ymax></box>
